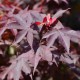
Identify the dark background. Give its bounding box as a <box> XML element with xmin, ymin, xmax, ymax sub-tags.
<box><xmin>61</xmin><ymin>0</ymin><xmax>80</xmax><ymax>30</ymax></box>
<box><xmin>45</xmin><ymin>0</ymin><xmax>80</xmax><ymax>30</ymax></box>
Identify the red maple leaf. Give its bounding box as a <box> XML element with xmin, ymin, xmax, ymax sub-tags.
<box><xmin>35</xmin><ymin>14</ymin><xmax>57</xmax><ymax>26</ymax></box>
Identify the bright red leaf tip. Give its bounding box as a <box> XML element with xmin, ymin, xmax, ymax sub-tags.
<box><xmin>43</xmin><ymin>13</ymin><xmax>53</xmax><ymax>26</ymax></box>
<box><xmin>35</xmin><ymin>14</ymin><xmax>57</xmax><ymax>27</ymax></box>
<box><xmin>35</xmin><ymin>22</ymin><xmax>42</xmax><ymax>25</ymax></box>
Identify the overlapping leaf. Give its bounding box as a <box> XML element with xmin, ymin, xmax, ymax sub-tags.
<box><xmin>34</xmin><ymin>45</ymin><xmax>57</xmax><ymax>72</ymax></box>
<box><xmin>43</xmin><ymin>21</ymin><xmax>80</xmax><ymax>53</ymax></box>
<box><xmin>0</xmin><ymin>50</ymin><xmax>34</xmax><ymax>80</ymax></box>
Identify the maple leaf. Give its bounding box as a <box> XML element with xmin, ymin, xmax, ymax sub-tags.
<box><xmin>35</xmin><ymin>13</ymin><xmax>56</xmax><ymax>27</ymax></box>
<box><xmin>7</xmin><ymin>10</ymin><xmax>43</xmax><ymax>46</ymax></box>
<box><xmin>35</xmin><ymin>9</ymin><xmax>69</xmax><ymax>29</ymax></box>
<box><xmin>60</xmin><ymin>53</ymin><xmax>79</xmax><ymax>65</ymax></box>
<box><xmin>30</xmin><ymin>11</ymin><xmax>45</xmax><ymax>23</ymax></box>
<box><xmin>13</xmin><ymin>14</ymin><xmax>30</xmax><ymax>29</ymax></box>
<box><xmin>42</xmin><ymin>21</ymin><xmax>80</xmax><ymax>53</ymax></box>
<box><xmin>33</xmin><ymin>0</ymin><xmax>43</xmax><ymax>12</ymax></box>
<box><xmin>52</xmin><ymin>8</ymin><xmax>70</xmax><ymax>19</ymax></box>
<box><xmin>6</xmin><ymin>11</ymin><xmax>38</xmax><ymax>48</ymax></box>
<box><xmin>13</xmin><ymin>28</ymin><xmax>38</xmax><ymax>49</ymax></box>
<box><xmin>0</xmin><ymin>50</ymin><xmax>34</xmax><ymax>80</ymax></box>
<box><xmin>7</xmin><ymin>22</ymin><xmax>25</xmax><ymax>29</ymax></box>
<box><xmin>0</xmin><ymin>1</ymin><xmax>80</xmax><ymax>80</ymax></box>
<box><xmin>60</xmin><ymin>52</ymin><xmax>80</xmax><ymax>78</ymax></box>
<box><xmin>33</xmin><ymin>45</ymin><xmax>57</xmax><ymax>72</ymax></box>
